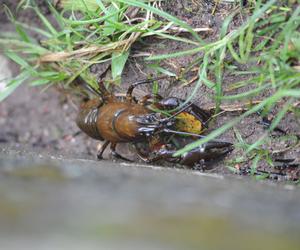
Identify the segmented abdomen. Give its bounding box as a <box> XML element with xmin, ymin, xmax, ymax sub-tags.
<box><xmin>76</xmin><ymin>99</ymin><xmax>104</xmax><ymax>140</ymax></box>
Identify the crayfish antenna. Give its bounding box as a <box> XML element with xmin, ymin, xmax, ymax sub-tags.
<box><xmin>161</xmin><ymin>128</ymin><xmax>233</xmax><ymax>150</ymax></box>
<box><xmin>159</xmin><ymin>103</ymin><xmax>194</xmax><ymax>123</ymax></box>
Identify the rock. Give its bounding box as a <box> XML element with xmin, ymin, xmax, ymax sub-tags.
<box><xmin>0</xmin><ymin>147</ymin><xmax>299</xmax><ymax>250</ymax></box>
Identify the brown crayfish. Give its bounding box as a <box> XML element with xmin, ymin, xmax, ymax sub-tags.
<box><xmin>76</xmin><ymin>77</ymin><xmax>233</xmax><ymax>166</ymax></box>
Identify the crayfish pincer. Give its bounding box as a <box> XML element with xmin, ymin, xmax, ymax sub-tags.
<box><xmin>76</xmin><ymin>77</ymin><xmax>233</xmax><ymax>166</ymax></box>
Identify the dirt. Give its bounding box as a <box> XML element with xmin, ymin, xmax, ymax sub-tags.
<box><xmin>1</xmin><ymin>0</ymin><xmax>299</xmax><ymax>182</ymax></box>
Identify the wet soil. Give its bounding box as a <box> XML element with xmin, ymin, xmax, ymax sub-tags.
<box><xmin>1</xmin><ymin>0</ymin><xmax>299</xmax><ymax>182</ymax></box>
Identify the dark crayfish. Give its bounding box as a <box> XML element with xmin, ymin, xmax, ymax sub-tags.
<box><xmin>76</xmin><ymin>77</ymin><xmax>233</xmax><ymax>166</ymax></box>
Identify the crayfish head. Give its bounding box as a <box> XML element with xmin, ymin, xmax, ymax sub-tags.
<box><xmin>136</xmin><ymin>112</ymin><xmax>176</xmax><ymax>137</ymax></box>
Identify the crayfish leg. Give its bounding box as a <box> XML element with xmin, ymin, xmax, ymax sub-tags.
<box><xmin>110</xmin><ymin>143</ymin><xmax>132</xmax><ymax>162</ymax></box>
<box><xmin>126</xmin><ymin>76</ymin><xmax>168</xmax><ymax>102</ymax></box>
<box><xmin>97</xmin><ymin>141</ymin><xmax>110</xmax><ymax>160</ymax></box>
<box><xmin>139</xmin><ymin>94</ymin><xmax>163</xmax><ymax>106</ymax></box>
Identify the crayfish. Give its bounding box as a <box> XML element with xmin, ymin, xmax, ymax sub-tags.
<box><xmin>76</xmin><ymin>77</ymin><xmax>233</xmax><ymax>167</ymax></box>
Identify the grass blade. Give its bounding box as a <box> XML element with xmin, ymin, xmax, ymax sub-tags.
<box><xmin>111</xmin><ymin>51</ymin><xmax>130</xmax><ymax>82</ymax></box>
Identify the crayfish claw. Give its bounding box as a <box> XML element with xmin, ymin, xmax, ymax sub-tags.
<box><xmin>180</xmin><ymin>140</ymin><xmax>233</xmax><ymax>167</ymax></box>
<box><xmin>203</xmin><ymin>140</ymin><xmax>234</xmax><ymax>157</ymax></box>
<box><xmin>204</xmin><ymin>140</ymin><xmax>233</xmax><ymax>151</ymax></box>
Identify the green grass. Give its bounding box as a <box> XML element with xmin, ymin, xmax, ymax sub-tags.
<box><xmin>0</xmin><ymin>0</ymin><xmax>299</xmax><ymax>178</ymax></box>
<box><xmin>1</xmin><ymin>0</ymin><xmax>202</xmax><ymax>98</ymax></box>
<box><xmin>171</xmin><ymin>1</ymin><xmax>300</xmax><ymax>161</ymax></box>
